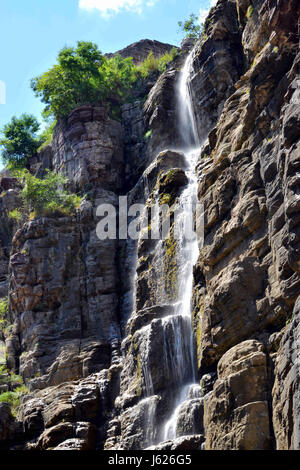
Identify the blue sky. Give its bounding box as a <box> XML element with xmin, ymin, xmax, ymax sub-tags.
<box><xmin>0</xmin><ymin>0</ymin><xmax>215</xmax><ymax>168</ymax></box>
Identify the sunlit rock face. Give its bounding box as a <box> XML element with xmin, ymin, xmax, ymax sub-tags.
<box><xmin>1</xmin><ymin>0</ymin><xmax>300</xmax><ymax>451</ymax></box>
<box><xmin>51</xmin><ymin>106</ymin><xmax>124</xmax><ymax>192</ymax></box>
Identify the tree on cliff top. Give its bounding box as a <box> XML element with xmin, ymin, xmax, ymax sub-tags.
<box><xmin>0</xmin><ymin>114</ymin><xmax>41</xmax><ymax>169</ymax></box>
<box><xmin>178</xmin><ymin>13</ymin><xmax>203</xmax><ymax>38</ymax></box>
<box><xmin>31</xmin><ymin>41</ymin><xmax>137</xmax><ymax>120</ymax></box>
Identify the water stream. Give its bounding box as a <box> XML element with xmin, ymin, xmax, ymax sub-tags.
<box><xmin>158</xmin><ymin>45</ymin><xmax>203</xmax><ymax>443</ymax></box>
<box><xmin>139</xmin><ymin>44</ymin><xmax>203</xmax><ymax>448</ymax></box>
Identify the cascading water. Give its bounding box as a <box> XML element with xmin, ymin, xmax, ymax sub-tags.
<box><xmin>159</xmin><ymin>45</ymin><xmax>203</xmax><ymax>443</ymax></box>
<box><xmin>178</xmin><ymin>48</ymin><xmax>200</xmax><ymax>150</ymax></box>
<box><xmin>139</xmin><ymin>44</ymin><xmax>204</xmax><ymax>448</ymax></box>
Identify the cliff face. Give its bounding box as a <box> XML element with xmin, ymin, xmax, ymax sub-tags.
<box><xmin>0</xmin><ymin>0</ymin><xmax>300</xmax><ymax>451</ymax></box>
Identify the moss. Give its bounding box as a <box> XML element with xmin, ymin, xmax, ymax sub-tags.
<box><xmin>144</xmin><ymin>129</ymin><xmax>153</xmax><ymax>141</ymax></box>
<box><xmin>246</xmin><ymin>5</ymin><xmax>254</xmax><ymax>20</ymax></box>
<box><xmin>164</xmin><ymin>229</ymin><xmax>178</xmax><ymax>302</ymax></box>
<box><xmin>192</xmin><ymin>302</ymin><xmax>204</xmax><ymax>371</ymax></box>
<box><xmin>138</xmin><ymin>255</ymin><xmax>151</xmax><ymax>269</ymax></box>
<box><xmin>130</xmin><ymin>353</ymin><xmax>142</xmax><ymax>398</ymax></box>
<box><xmin>159</xmin><ymin>193</ymin><xmax>172</xmax><ymax>206</ymax></box>
<box><xmin>158</xmin><ymin>169</ymin><xmax>186</xmax><ymax>207</ymax></box>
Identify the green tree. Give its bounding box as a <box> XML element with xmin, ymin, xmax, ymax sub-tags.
<box><xmin>0</xmin><ymin>114</ymin><xmax>41</xmax><ymax>168</ymax></box>
<box><xmin>31</xmin><ymin>42</ymin><xmax>138</xmax><ymax>120</ymax></box>
<box><xmin>31</xmin><ymin>41</ymin><xmax>104</xmax><ymax>120</ymax></box>
<box><xmin>178</xmin><ymin>13</ymin><xmax>203</xmax><ymax>38</ymax></box>
<box><xmin>101</xmin><ymin>54</ymin><xmax>137</xmax><ymax>117</ymax></box>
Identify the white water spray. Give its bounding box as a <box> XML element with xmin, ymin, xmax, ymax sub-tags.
<box><xmin>159</xmin><ymin>45</ymin><xmax>203</xmax><ymax>443</ymax></box>
<box><xmin>178</xmin><ymin>48</ymin><xmax>200</xmax><ymax>150</ymax></box>
<box><xmin>138</xmin><ymin>45</ymin><xmax>203</xmax><ymax>448</ymax></box>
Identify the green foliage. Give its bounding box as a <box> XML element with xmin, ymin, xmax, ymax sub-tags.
<box><xmin>12</xmin><ymin>169</ymin><xmax>82</xmax><ymax>219</ymax></box>
<box><xmin>0</xmin><ymin>298</ymin><xmax>9</xmax><ymax>334</ymax></box>
<box><xmin>0</xmin><ymin>392</ymin><xmax>20</xmax><ymax>410</ymax></box>
<box><xmin>138</xmin><ymin>51</ymin><xmax>160</xmax><ymax>79</ymax></box>
<box><xmin>8</xmin><ymin>209</ymin><xmax>22</xmax><ymax>222</ymax></box>
<box><xmin>0</xmin><ymin>298</ymin><xmax>8</xmax><ymax>318</ymax></box>
<box><xmin>0</xmin><ymin>366</ymin><xmax>23</xmax><ymax>387</ymax></box>
<box><xmin>178</xmin><ymin>13</ymin><xmax>203</xmax><ymax>38</ymax></box>
<box><xmin>31</xmin><ymin>42</ymin><xmax>137</xmax><ymax>120</ymax></box>
<box><xmin>0</xmin><ymin>385</ymin><xmax>29</xmax><ymax>416</ymax></box>
<box><xmin>101</xmin><ymin>54</ymin><xmax>137</xmax><ymax>119</ymax></box>
<box><xmin>31</xmin><ymin>41</ymin><xmax>104</xmax><ymax>120</ymax></box>
<box><xmin>102</xmin><ymin>54</ymin><xmax>137</xmax><ymax>100</ymax></box>
<box><xmin>0</xmin><ymin>114</ymin><xmax>41</xmax><ymax>169</ymax></box>
<box><xmin>138</xmin><ymin>48</ymin><xmax>178</xmax><ymax>79</ymax></box>
<box><xmin>37</xmin><ymin>120</ymin><xmax>56</xmax><ymax>152</ymax></box>
<box><xmin>158</xmin><ymin>48</ymin><xmax>178</xmax><ymax>73</ymax></box>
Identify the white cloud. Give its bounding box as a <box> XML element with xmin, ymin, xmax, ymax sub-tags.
<box><xmin>198</xmin><ymin>0</ymin><xmax>217</xmax><ymax>24</ymax></box>
<box><xmin>79</xmin><ymin>0</ymin><xmax>157</xmax><ymax>18</ymax></box>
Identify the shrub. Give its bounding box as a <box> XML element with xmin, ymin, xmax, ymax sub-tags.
<box><xmin>0</xmin><ymin>362</ymin><xmax>29</xmax><ymax>416</ymax></box>
<box><xmin>0</xmin><ymin>391</ymin><xmax>20</xmax><ymax>409</ymax></box>
<box><xmin>8</xmin><ymin>209</ymin><xmax>22</xmax><ymax>222</ymax></box>
<box><xmin>0</xmin><ymin>298</ymin><xmax>9</xmax><ymax>333</ymax></box>
<box><xmin>0</xmin><ymin>386</ymin><xmax>29</xmax><ymax>416</ymax></box>
<box><xmin>138</xmin><ymin>51</ymin><xmax>160</xmax><ymax>79</ymax></box>
<box><xmin>138</xmin><ymin>48</ymin><xmax>178</xmax><ymax>80</ymax></box>
<box><xmin>0</xmin><ymin>114</ymin><xmax>41</xmax><ymax>169</ymax></box>
<box><xmin>158</xmin><ymin>48</ymin><xmax>178</xmax><ymax>73</ymax></box>
<box><xmin>12</xmin><ymin>169</ymin><xmax>82</xmax><ymax>219</ymax></box>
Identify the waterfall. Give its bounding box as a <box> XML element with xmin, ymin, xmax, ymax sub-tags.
<box><xmin>139</xmin><ymin>44</ymin><xmax>203</xmax><ymax>448</ymax></box>
<box><xmin>159</xmin><ymin>45</ymin><xmax>203</xmax><ymax>444</ymax></box>
<box><xmin>177</xmin><ymin>47</ymin><xmax>199</xmax><ymax>150</ymax></box>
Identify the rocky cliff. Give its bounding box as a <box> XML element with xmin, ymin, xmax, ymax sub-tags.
<box><xmin>0</xmin><ymin>0</ymin><xmax>300</xmax><ymax>451</ymax></box>
<box><xmin>106</xmin><ymin>39</ymin><xmax>176</xmax><ymax>65</ymax></box>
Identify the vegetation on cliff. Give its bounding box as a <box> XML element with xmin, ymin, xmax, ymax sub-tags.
<box><xmin>0</xmin><ymin>365</ymin><xmax>29</xmax><ymax>417</ymax></box>
<box><xmin>138</xmin><ymin>48</ymin><xmax>178</xmax><ymax>79</ymax></box>
<box><xmin>10</xmin><ymin>169</ymin><xmax>82</xmax><ymax>220</ymax></box>
<box><xmin>0</xmin><ymin>114</ymin><xmax>42</xmax><ymax>169</ymax></box>
<box><xmin>31</xmin><ymin>41</ymin><xmax>178</xmax><ymax>122</ymax></box>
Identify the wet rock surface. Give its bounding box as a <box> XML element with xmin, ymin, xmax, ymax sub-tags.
<box><xmin>0</xmin><ymin>0</ymin><xmax>300</xmax><ymax>451</ymax></box>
